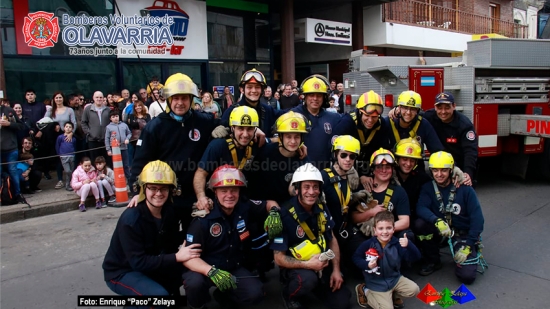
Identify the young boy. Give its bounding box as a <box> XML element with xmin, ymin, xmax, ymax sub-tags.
<box><xmin>104</xmin><ymin>110</ymin><xmax>131</xmax><ymax>182</ymax></box>
<box><xmin>55</xmin><ymin>122</ymin><xmax>77</xmax><ymax>191</ymax></box>
<box><xmin>352</xmin><ymin>211</ymin><xmax>421</xmax><ymax>309</ymax></box>
<box><xmin>326</xmin><ymin>96</ymin><xmax>338</xmax><ymax>113</ymax></box>
<box><xmin>16</xmin><ymin>153</ymin><xmax>35</xmax><ymax>194</ymax></box>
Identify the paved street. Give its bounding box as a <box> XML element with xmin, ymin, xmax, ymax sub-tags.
<box><xmin>1</xmin><ymin>171</ymin><xmax>549</xmax><ymax>309</ymax></box>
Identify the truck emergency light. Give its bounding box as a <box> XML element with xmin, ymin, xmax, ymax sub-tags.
<box><xmin>385</xmin><ymin>94</ymin><xmax>393</xmax><ymax>107</ymax></box>
<box><xmin>345</xmin><ymin>95</ymin><xmax>352</xmax><ymax>105</ymax></box>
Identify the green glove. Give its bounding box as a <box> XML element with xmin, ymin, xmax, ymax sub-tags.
<box><xmin>264</xmin><ymin>207</ymin><xmax>283</xmax><ymax>239</ymax></box>
<box><xmin>435</xmin><ymin>219</ymin><xmax>452</xmax><ymax>237</ymax></box>
<box><xmin>454</xmin><ymin>245</ymin><xmax>471</xmax><ymax>264</ymax></box>
<box><xmin>207</xmin><ymin>267</ymin><xmax>237</xmax><ymax>292</ymax></box>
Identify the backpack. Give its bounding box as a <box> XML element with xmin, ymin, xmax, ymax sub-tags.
<box><xmin>1</xmin><ymin>174</ymin><xmax>18</xmax><ymax>206</ymax></box>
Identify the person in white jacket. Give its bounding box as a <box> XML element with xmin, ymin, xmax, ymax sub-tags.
<box><xmin>148</xmin><ymin>89</ymin><xmax>168</xmax><ymax>118</ymax></box>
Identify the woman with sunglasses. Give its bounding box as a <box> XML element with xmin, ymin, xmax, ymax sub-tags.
<box><xmin>320</xmin><ymin>135</ymin><xmax>361</xmax><ymax>252</ymax></box>
<box><xmin>333</xmin><ymin>91</ymin><xmax>392</xmax><ymax>191</ymax></box>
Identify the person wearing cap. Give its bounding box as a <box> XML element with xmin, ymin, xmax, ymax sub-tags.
<box><xmin>423</xmin><ymin>92</ymin><xmax>477</xmax><ymax>186</ymax></box>
<box><xmin>415</xmin><ymin>151</ymin><xmax>484</xmax><ymax>284</ymax></box>
<box><xmin>388</xmin><ymin>91</ymin><xmax>444</xmax><ymax>172</ymax></box>
<box><xmin>321</xmin><ymin>135</ymin><xmax>361</xmax><ymax>252</ymax></box>
<box><xmin>272</xmin><ymin>163</ymin><xmax>351</xmax><ymax>309</ymax></box>
<box><xmin>292</xmin><ymin>75</ymin><xmax>343</xmax><ymax>169</ymax></box>
<box><xmin>194</xmin><ymin>106</ymin><xmax>261</xmax><ymax>211</ymax></box>
<box><xmin>247</xmin><ymin>111</ymin><xmax>310</xmax><ymax>204</ymax></box>
<box><xmin>183</xmin><ymin>165</ymin><xmax>282</xmax><ymax>309</ymax></box>
<box><xmin>128</xmin><ymin>73</ymin><xmax>220</xmax><ymax>232</ymax></box>
<box><xmin>103</xmin><ymin>160</ymin><xmax>202</xmax><ymax>298</ymax></box>
<box><xmin>334</xmin><ymin>90</ymin><xmax>392</xmax><ymax>191</ymax></box>
<box><xmin>217</xmin><ymin>69</ymin><xmax>284</xmax><ymax>141</ymax></box>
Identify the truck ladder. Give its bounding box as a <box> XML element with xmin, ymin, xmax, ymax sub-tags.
<box><xmin>475</xmin><ymin>77</ymin><xmax>550</xmax><ymax>103</ymax></box>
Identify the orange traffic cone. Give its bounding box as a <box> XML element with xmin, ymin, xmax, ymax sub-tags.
<box><xmin>111</xmin><ymin>131</ymin><xmax>129</xmax><ymax>205</ymax></box>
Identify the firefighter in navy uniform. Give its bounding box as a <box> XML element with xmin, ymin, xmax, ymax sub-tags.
<box><xmin>320</xmin><ymin>135</ymin><xmax>361</xmax><ymax>250</ymax></box>
<box><xmin>292</xmin><ymin>75</ymin><xmax>342</xmax><ymax>169</ymax></box>
<box><xmin>217</xmin><ymin>69</ymin><xmax>284</xmax><ymax>141</ymax></box>
<box><xmin>272</xmin><ymin>163</ymin><xmax>351</xmax><ymax>309</ymax></box>
<box><xmin>248</xmin><ymin>111</ymin><xmax>310</xmax><ymax>204</ymax></box>
<box><xmin>415</xmin><ymin>151</ymin><xmax>484</xmax><ymax>284</ymax></box>
<box><xmin>194</xmin><ymin>106</ymin><xmax>260</xmax><ymax>210</ymax></box>
<box><xmin>423</xmin><ymin>92</ymin><xmax>477</xmax><ymax>186</ymax></box>
<box><xmin>394</xmin><ymin>138</ymin><xmax>432</xmax><ymax>221</ymax></box>
<box><xmin>183</xmin><ymin>165</ymin><xmax>283</xmax><ymax>309</ymax></box>
<box><xmin>128</xmin><ymin>73</ymin><xmax>219</xmax><ymax>232</ymax></box>
<box><xmin>103</xmin><ymin>161</ymin><xmax>201</xmax><ymax>299</ymax></box>
<box><xmin>333</xmin><ymin>90</ymin><xmax>392</xmax><ymax>191</ymax></box>
<box><xmin>389</xmin><ymin>90</ymin><xmax>444</xmax><ymax>171</ymax></box>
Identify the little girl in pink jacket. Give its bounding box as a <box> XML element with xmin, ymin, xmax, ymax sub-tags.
<box><xmin>71</xmin><ymin>157</ymin><xmax>102</xmax><ymax>212</ymax></box>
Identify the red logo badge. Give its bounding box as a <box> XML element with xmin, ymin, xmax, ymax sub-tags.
<box><xmin>23</xmin><ymin>11</ymin><xmax>60</xmax><ymax>49</ymax></box>
<box><xmin>314</xmin><ymin>83</ymin><xmax>320</xmax><ymax>90</ymax></box>
<box><xmin>291</xmin><ymin>121</ymin><xmax>298</xmax><ymax>129</ymax></box>
<box><xmin>406</xmin><ymin>147</ymin><xmax>413</xmax><ymax>154</ymax></box>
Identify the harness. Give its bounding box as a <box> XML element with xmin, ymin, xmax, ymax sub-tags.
<box><xmin>225</xmin><ymin>138</ymin><xmax>254</xmax><ymax>170</ymax></box>
<box><xmin>324</xmin><ymin>168</ymin><xmax>350</xmax><ymax>238</ymax></box>
<box><xmin>288</xmin><ymin>203</ymin><xmax>327</xmax><ymax>240</ymax></box>
<box><xmin>382</xmin><ymin>186</ymin><xmax>394</xmax><ymax>209</ymax></box>
<box><xmin>351</xmin><ymin>112</ymin><xmax>380</xmax><ymax>146</ymax></box>
<box><xmin>390</xmin><ymin>115</ymin><xmax>422</xmax><ymax>143</ymax></box>
<box><xmin>432</xmin><ymin>180</ymin><xmax>456</xmax><ymax>226</ymax></box>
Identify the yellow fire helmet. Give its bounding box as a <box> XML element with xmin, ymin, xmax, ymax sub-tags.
<box><xmin>161</xmin><ymin>73</ymin><xmax>199</xmax><ymax>101</ymax></box>
<box><xmin>275</xmin><ymin>111</ymin><xmax>308</xmax><ymax>133</ymax></box>
<box><xmin>356</xmin><ymin>90</ymin><xmax>384</xmax><ymax>116</ymax></box>
<box><xmin>370</xmin><ymin>148</ymin><xmax>396</xmax><ymax>166</ymax></box>
<box><xmin>239</xmin><ymin>68</ymin><xmax>267</xmax><ymax>88</ymax></box>
<box><xmin>394</xmin><ymin>137</ymin><xmax>423</xmax><ymax>159</ymax></box>
<box><xmin>137</xmin><ymin>160</ymin><xmax>178</xmax><ymax>203</ymax></box>
<box><xmin>229</xmin><ymin>106</ymin><xmax>259</xmax><ymax>127</ymax></box>
<box><xmin>428</xmin><ymin>151</ymin><xmax>455</xmax><ymax>169</ymax></box>
<box><xmin>397</xmin><ymin>90</ymin><xmax>422</xmax><ymax>109</ymax></box>
<box><xmin>332</xmin><ymin>135</ymin><xmax>360</xmax><ymax>155</ymax></box>
<box><xmin>301</xmin><ymin>75</ymin><xmax>329</xmax><ymax>94</ymax></box>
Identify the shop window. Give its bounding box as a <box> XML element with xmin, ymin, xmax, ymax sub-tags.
<box><xmin>121</xmin><ymin>63</ymin><xmax>162</xmax><ymax>95</ymax></box>
<box><xmin>207</xmin><ymin>11</ymin><xmax>244</xmax><ymax>60</ymax></box>
<box><xmin>226</xmin><ymin>26</ymin><xmax>238</xmax><ymax>46</ymax></box>
<box><xmin>208</xmin><ymin>62</ymin><xmax>244</xmax><ymax>96</ymax></box>
<box><xmin>1</xmin><ymin>0</ymin><xmax>16</xmax><ymax>54</ymax></box>
<box><xmin>4</xmin><ymin>57</ymin><xmax>116</xmax><ymax>102</ymax></box>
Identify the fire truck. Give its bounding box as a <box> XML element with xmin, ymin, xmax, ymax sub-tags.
<box><xmin>342</xmin><ymin>38</ymin><xmax>550</xmax><ymax>179</ymax></box>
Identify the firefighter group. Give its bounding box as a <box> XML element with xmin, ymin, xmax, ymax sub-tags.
<box><xmin>101</xmin><ymin>69</ymin><xmax>485</xmax><ymax>309</ymax></box>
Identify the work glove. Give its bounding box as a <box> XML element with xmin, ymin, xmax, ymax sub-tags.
<box><xmin>207</xmin><ymin>267</ymin><xmax>237</xmax><ymax>292</ymax></box>
<box><xmin>212</xmin><ymin>125</ymin><xmax>229</xmax><ymax>138</ymax></box>
<box><xmin>454</xmin><ymin>245</ymin><xmax>471</xmax><ymax>264</ymax></box>
<box><xmin>347</xmin><ymin>167</ymin><xmax>360</xmax><ymax>190</ymax></box>
<box><xmin>452</xmin><ymin>166</ymin><xmax>465</xmax><ymax>186</ymax></box>
<box><xmin>264</xmin><ymin>207</ymin><xmax>283</xmax><ymax>239</ymax></box>
<box><xmin>435</xmin><ymin>219</ymin><xmax>452</xmax><ymax>237</ymax></box>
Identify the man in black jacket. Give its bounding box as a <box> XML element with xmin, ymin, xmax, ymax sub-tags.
<box><xmin>103</xmin><ymin>160</ymin><xmax>201</xmax><ymax>297</ymax></box>
<box><xmin>1</xmin><ymin>104</ymin><xmax>26</xmax><ymax>203</ymax></box>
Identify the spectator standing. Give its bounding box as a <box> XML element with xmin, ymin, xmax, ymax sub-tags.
<box><xmin>260</xmin><ymin>86</ymin><xmax>279</xmax><ymax>110</ymax></box>
<box><xmin>138</xmin><ymin>88</ymin><xmax>148</xmax><ymax>106</ymax></box>
<box><xmin>146</xmin><ymin>76</ymin><xmax>164</xmax><ymax>99</ymax></box>
<box><xmin>329</xmin><ymin>79</ymin><xmax>337</xmax><ymax>97</ymax></box>
<box><xmin>147</xmin><ymin>89</ymin><xmax>167</xmax><ymax>118</ymax></box>
<box><xmin>221</xmin><ymin>86</ymin><xmax>235</xmax><ymax>111</ymax></box>
<box><xmin>21</xmin><ymin>89</ymin><xmax>46</xmax><ymax>137</ymax></box>
<box><xmin>1</xmin><ymin>103</ymin><xmax>25</xmax><ymax>203</ymax></box>
<box><xmin>126</xmin><ymin>101</ymin><xmax>151</xmax><ymax>166</ymax></box>
<box><xmin>105</xmin><ymin>110</ymin><xmax>131</xmax><ymax>182</ymax></box>
<box><xmin>81</xmin><ymin>91</ymin><xmax>111</xmax><ymax>163</ymax></box>
<box><xmin>279</xmin><ymin>84</ymin><xmax>300</xmax><ymax>109</ymax></box>
<box><xmin>13</xmin><ymin>103</ymin><xmax>33</xmax><ymax>149</ymax></box>
<box><xmin>337</xmin><ymin>83</ymin><xmax>345</xmax><ymax>113</ymax></box>
<box><xmin>55</xmin><ymin>122</ymin><xmax>76</xmax><ymax>191</ymax></box>
<box><xmin>199</xmin><ymin>91</ymin><xmax>222</xmax><ymax>118</ymax></box>
<box><xmin>68</xmin><ymin>94</ymin><xmax>87</xmax><ymax>164</ymax></box>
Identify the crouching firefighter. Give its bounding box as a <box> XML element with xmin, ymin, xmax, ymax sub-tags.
<box><xmin>183</xmin><ymin>165</ymin><xmax>283</xmax><ymax>309</ymax></box>
<box><xmin>103</xmin><ymin>161</ymin><xmax>201</xmax><ymax>306</ymax></box>
<box><xmin>415</xmin><ymin>151</ymin><xmax>485</xmax><ymax>284</ymax></box>
<box><xmin>272</xmin><ymin>163</ymin><xmax>351</xmax><ymax>309</ymax></box>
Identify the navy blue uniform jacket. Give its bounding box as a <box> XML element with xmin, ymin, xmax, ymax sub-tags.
<box><xmin>130</xmin><ymin>110</ymin><xmax>218</xmax><ymax>199</ymax></box>
<box><xmin>423</xmin><ymin>109</ymin><xmax>478</xmax><ymax>177</ymax></box>
<box><xmin>352</xmin><ymin>236</ymin><xmax>420</xmax><ymax>292</ymax></box>
<box><xmin>388</xmin><ymin>116</ymin><xmax>443</xmax><ymax>152</ymax></box>
<box><xmin>185</xmin><ymin>199</ymin><xmax>267</xmax><ymax>271</ymax></box>
<box><xmin>221</xmin><ymin>98</ymin><xmax>284</xmax><ymax>138</ymax></box>
<box><xmin>416</xmin><ymin>181</ymin><xmax>484</xmax><ymax>247</ymax></box>
<box><xmin>102</xmin><ymin>202</ymin><xmax>183</xmax><ymax>281</ymax></box>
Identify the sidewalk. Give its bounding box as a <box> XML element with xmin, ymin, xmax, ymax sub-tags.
<box><xmin>0</xmin><ymin>178</ymin><xmax>128</xmax><ymax>224</ymax></box>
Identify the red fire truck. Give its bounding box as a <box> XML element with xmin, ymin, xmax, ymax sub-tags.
<box><xmin>342</xmin><ymin>38</ymin><xmax>550</xmax><ymax>179</ymax></box>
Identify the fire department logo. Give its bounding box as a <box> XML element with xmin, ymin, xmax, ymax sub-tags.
<box><xmin>387</xmin><ymin>202</ymin><xmax>394</xmax><ymax>212</ymax></box>
<box><xmin>291</xmin><ymin>121</ymin><xmax>298</xmax><ymax>129</ymax></box>
<box><xmin>406</xmin><ymin>146</ymin><xmax>413</xmax><ymax>155</ymax></box>
<box><xmin>154</xmin><ymin>172</ymin><xmax>163</xmax><ymax>180</ymax></box>
<box><xmin>189</xmin><ymin>129</ymin><xmax>201</xmax><ymax>141</ymax></box>
<box><xmin>466</xmin><ymin>130</ymin><xmax>476</xmax><ymax>141</ymax></box>
<box><xmin>451</xmin><ymin>203</ymin><xmax>461</xmax><ymax>215</ymax></box>
<box><xmin>313</xmin><ymin>82</ymin><xmax>320</xmax><ymax>90</ymax></box>
<box><xmin>23</xmin><ymin>11</ymin><xmax>60</xmax><ymax>49</ymax></box>
<box><xmin>324</xmin><ymin>122</ymin><xmax>332</xmax><ymax>134</ymax></box>
<box><xmin>296</xmin><ymin>226</ymin><xmax>305</xmax><ymax>238</ymax></box>
<box><xmin>241</xmin><ymin>115</ymin><xmax>251</xmax><ymax>125</ymax></box>
<box><xmin>210</xmin><ymin>223</ymin><xmax>222</xmax><ymax>237</ymax></box>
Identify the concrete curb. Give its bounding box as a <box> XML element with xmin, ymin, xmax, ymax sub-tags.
<box><xmin>1</xmin><ymin>198</ymin><xmax>81</xmax><ymax>224</ymax></box>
